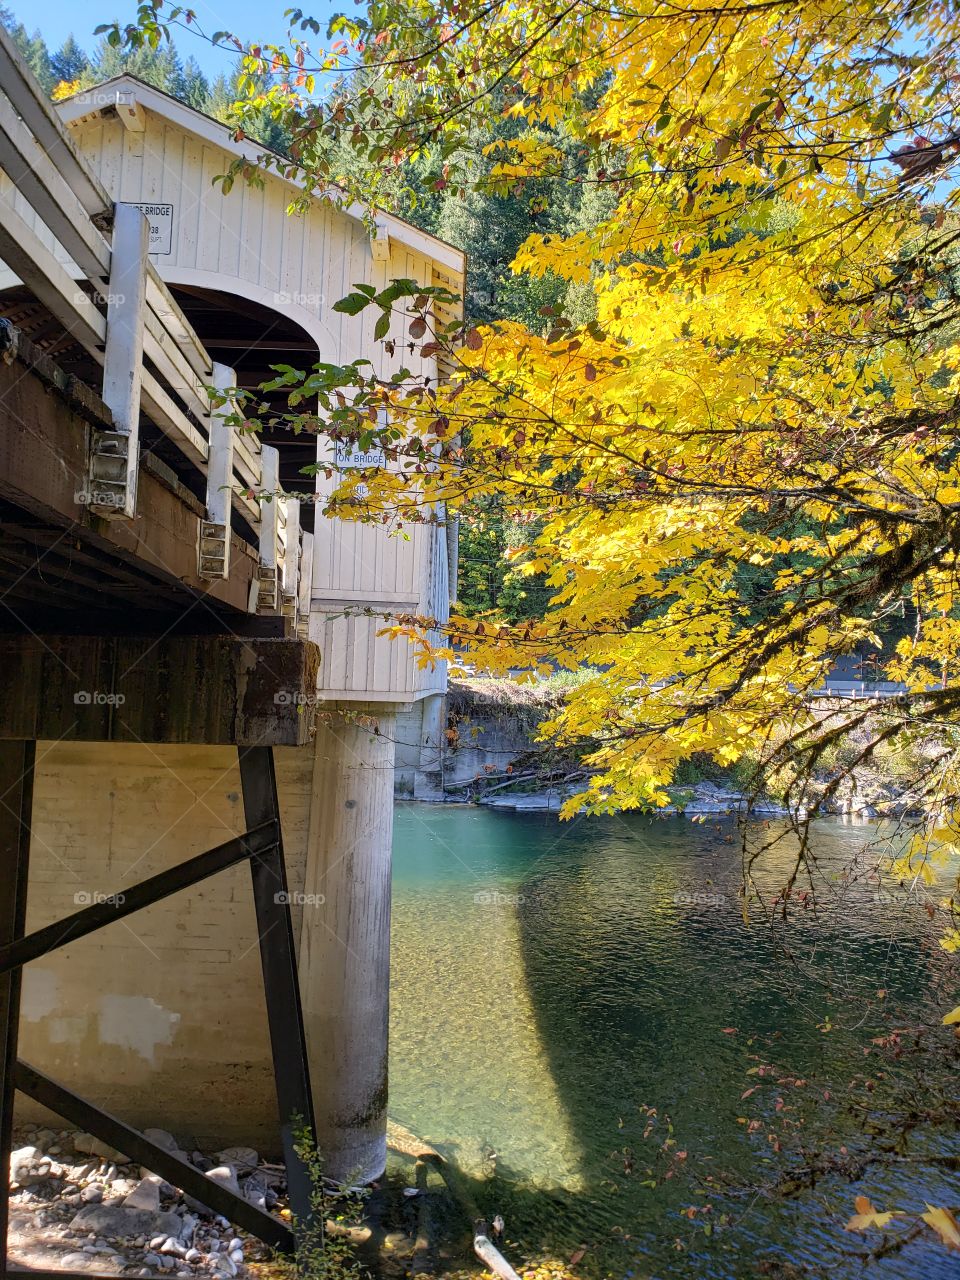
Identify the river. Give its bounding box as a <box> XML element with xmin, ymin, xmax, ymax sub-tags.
<box><xmin>388</xmin><ymin>803</ymin><xmax>956</xmax><ymax>1280</ymax></box>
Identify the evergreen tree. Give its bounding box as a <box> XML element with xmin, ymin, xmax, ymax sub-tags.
<box><xmin>50</xmin><ymin>34</ymin><xmax>91</xmax><ymax>84</ymax></box>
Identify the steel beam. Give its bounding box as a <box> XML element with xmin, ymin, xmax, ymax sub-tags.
<box><xmin>0</xmin><ymin>741</ymin><xmax>35</xmax><ymax>1274</ymax></box>
<box><xmin>239</xmin><ymin>746</ymin><xmax>317</xmax><ymax>1229</ymax></box>
<box><xmin>14</xmin><ymin>1062</ymin><xmax>294</xmax><ymax>1252</ymax></box>
<box><xmin>0</xmin><ymin>820</ymin><xmax>279</xmax><ymax>976</ymax></box>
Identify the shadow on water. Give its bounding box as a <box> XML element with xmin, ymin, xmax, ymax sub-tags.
<box><xmin>389</xmin><ymin>804</ymin><xmax>955</xmax><ymax>1280</ymax></box>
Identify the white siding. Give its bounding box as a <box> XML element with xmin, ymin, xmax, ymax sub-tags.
<box><xmin>39</xmin><ymin>96</ymin><xmax>457</xmax><ymax>704</ymax></box>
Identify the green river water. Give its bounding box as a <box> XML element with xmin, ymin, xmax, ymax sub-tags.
<box><xmin>387</xmin><ymin>803</ymin><xmax>957</xmax><ymax>1280</ymax></box>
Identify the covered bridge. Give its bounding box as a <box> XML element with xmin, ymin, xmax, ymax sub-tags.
<box><xmin>0</xmin><ymin>32</ymin><xmax>464</xmax><ymax>1255</ymax></box>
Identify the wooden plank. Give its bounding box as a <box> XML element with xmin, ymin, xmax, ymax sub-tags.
<box><xmin>0</xmin><ymin>189</ymin><xmax>106</xmax><ymax>352</ymax></box>
<box><xmin>145</xmin><ymin>262</ymin><xmax>211</xmax><ymax>381</ymax></box>
<box><xmin>99</xmin><ymin>203</ymin><xmax>148</xmax><ymax>518</ymax></box>
<box><xmin>0</xmin><ymin>26</ymin><xmax>110</xmax><ymax>221</ymax></box>
<box><xmin>0</xmin><ymin>635</ymin><xmax>319</xmax><ymax>745</ymax></box>
<box><xmin>142</xmin><ymin>300</ymin><xmax>210</xmax><ymax>422</ymax></box>
<box><xmin>140</xmin><ymin>368</ymin><xmax>209</xmax><ymax>465</ymax></box>
<box><xmin>0</xmin><ymin>92</ymin><xmax>111</xmax><ymax>283</ymax></box>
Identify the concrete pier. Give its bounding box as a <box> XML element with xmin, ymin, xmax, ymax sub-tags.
<box><xmin>298</xmin><ymin>709</ymin><xmax>397</xmax><ymax>1182</ymax></box>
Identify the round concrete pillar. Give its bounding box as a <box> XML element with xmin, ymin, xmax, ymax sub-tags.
<box><xmin>298</xmin><ymin>708</ymin><xmax>396</xmax><ymax>1183</ymax></box>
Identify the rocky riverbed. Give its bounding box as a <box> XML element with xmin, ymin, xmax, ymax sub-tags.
<box><xmin>8</xmin><ymin>1125</ymin><xmax>279</xmax><ymax>1276</ymax></box>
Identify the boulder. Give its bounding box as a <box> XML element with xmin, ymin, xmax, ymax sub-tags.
<box><xmin>70</xmin><ymin>1204</ymin><xmax>183</xmax><ymax>1241</ymax></box>
<box><xmin>9</xmin><ymin>1146</ymin><xmax>37</xmax><ymax>1187</ymax></box>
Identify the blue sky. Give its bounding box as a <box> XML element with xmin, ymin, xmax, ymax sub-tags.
<box><xmin>16</xmin><ymin>0</ymin><xmax>342</xmax><ymax>78</ymax></box>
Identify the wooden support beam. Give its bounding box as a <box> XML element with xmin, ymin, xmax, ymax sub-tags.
<box><xmin>0</xmin><ymin>635</ymin><xmax>319</xmax><ymax>745</ymax></box>
<box><xmin>0</xmin><ymin>92</ymin><xmax>111</xmax><ymax>283</ymax></box>
<box><xmin>0</xmin><ymin>188</ymin><xmax>106</xmax><ymax>352</ymax></box>
<box><xmin>94</xmin><ymin>202</ymin><xmax>149</xmax><ymax>518</ymax></box>
<box><xmin>0</xmin><ymin>25</ymin><xmax>110</xmax><ymax>222</ymax></box>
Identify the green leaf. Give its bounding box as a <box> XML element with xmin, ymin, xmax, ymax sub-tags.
<box><xmin>374</xmin><ymin>313</ymin><xmax>391</xmax><ymax>341</ymax></box>
<box><xmin>334</xmin><ymin>293</ymin><xmax>373</xmax><ymax>316</ymax></box>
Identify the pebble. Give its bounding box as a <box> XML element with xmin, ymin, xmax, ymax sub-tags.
<box><xmin>144</xmin><ymin>1252</ymin><xmax>163</xmax><ymax>1267</ymax></box>
<box><xmin>185</xmin><ymin>1248</ymin><xmax>202</xmax><ymax>1262</ymax></box>
<box><xmin>150</xmin><ymin>1237</ymin><xmax>168</xmax><ymax>1250</ymax></box>
<box><xmin>72</xmin><ymin>1133</ymin><xmax>129</xmax><ymax>1164</ymax></box>
<box><xmin>80</xmin><ymin>1186</ymin><xmax>103</xmax><ymax>1203</ymax></box>
<box><xmin>61</xmin><ymin>1252</ymin><xmax>90</xmax><ymax>1266</ymax></box>
<box><xmin>178</xmin><ymin>1213</ymin><xmax>198</xmax><ymax>1237</ymax></box>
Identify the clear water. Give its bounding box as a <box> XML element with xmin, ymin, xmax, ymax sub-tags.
<box><xmin>389</xmin><ymin>804</ymin><xmax>957</xmax><ymax>1279</ymax></box>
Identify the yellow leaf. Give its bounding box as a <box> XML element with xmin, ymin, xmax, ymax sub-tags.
<box><xmin>942</xmin><ymin>1006</ymin><xmax>960</xmax><ymax>1025</ymax></box>
<box><xmin>922</xmin><ymin>1206</ymin><xmax>960</xmax><ymax>1250</ymax></box>
<box><xmin>844</xmin><ymin>1197</ymin><xmax>899</xmax><ymax>1232</ymax></box>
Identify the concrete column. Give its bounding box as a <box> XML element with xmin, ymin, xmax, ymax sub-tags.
<box><xmin>414</xmin><ymin>693</ymin><xmax>446</xmax><ymax>801</ymax></box>
<box><xmin>298</xmin><ymin>707</ymin><xmax>396</xmax><ymax>1183</ymax></box>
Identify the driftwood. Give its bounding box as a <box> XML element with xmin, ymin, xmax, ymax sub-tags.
<box><xmin>444</xmin><ymin>768</ymin><xmax>585</xmax><ymax>794</ymax></box>
<box><xmin>473</xmin><ymin>1225</ymin><xmax>522</xmax><ymax>1280</ymax></box>
<box><xmin>386</xmin><ymin>1120</ymin><xmax>523</xmax><ymax>1280</ymax></box>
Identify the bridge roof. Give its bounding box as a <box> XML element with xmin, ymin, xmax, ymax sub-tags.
<box><xmin>55</xmin><ymin>75</ymin><xmax>465</xmax><ymax>278</ymax></box>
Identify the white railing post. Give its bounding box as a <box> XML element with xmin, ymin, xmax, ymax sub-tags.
<box><xmin>280</xmin><ymin>498</ymin><xmax>301</xmax><ymax>620</ymax></box>
<box><xmin>90</xmin><ymin>202</ymin><xmax>149</xmax><ymax>519</ymax></box>
<box><xmin>198</xmin><ymin>362</ymin><xmax>236</xmax><ymax>579</ymax></box>
<box><xmin>297</xmin><ymin>531</ymin><xmax>314</xmax><ymax>641</ymax></box>
<box><xmin>256</xmin><ymin>445</ymin><xmax>281</xmax><ymax>612</ymax></box>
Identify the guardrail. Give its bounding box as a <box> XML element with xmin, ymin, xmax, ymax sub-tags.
<box><xmin>807</xmin><ymin>681</ymin><xmax>907</xmax><ymax>701</ymax></box>
<box><xmin>0</xmin><ymin>22</ymin><xmax>303</xmax><ymax>621</ymax></box>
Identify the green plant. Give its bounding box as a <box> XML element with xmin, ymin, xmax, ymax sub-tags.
<box><xmin>280</xmin><ymin>1126</ymin><xmax>368</xmax><ymax>1280</ymax></box>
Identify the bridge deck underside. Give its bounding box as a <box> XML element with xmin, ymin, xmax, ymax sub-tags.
<box><xmin>0</xmin><ymin>323</ymin><xmax>267</xmax><ymax>633</ymax></box>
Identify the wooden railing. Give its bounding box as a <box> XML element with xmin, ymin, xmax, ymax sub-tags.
<box><xmin>0</xmin><ymin>22</ymin><xmax>304</xmax><ymax>622</ymax></box>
